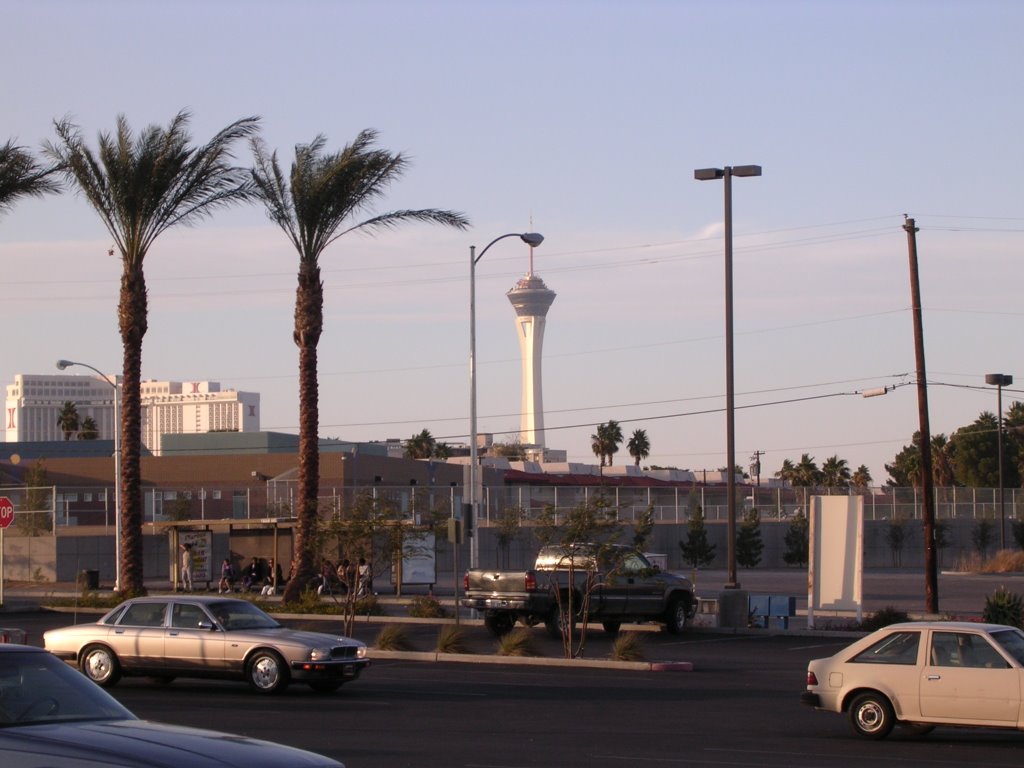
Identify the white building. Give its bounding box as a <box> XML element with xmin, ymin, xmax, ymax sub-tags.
<box><xmin>4</xmin><ymin>374</ymin><xmax>259</xmax><ymax>455</ymax></box>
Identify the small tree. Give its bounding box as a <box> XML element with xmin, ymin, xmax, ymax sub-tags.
<box><xmin>973</xmin><ymin>519</ymin><xmax>994</xmax><ymax>561</ymax></box>
<box><xmin>887</xmin><ymin>516</ymin><xmax>908</xmax><ymax>567</ymax></box>
<box><xmin>783</xmin><ymin>511</ymin><xmax>809</xmax><ymax>567</ymax></box>
<box><xmin>23</xmin><ymin>462</ymin><xmax>53</xmax><ymax>536</ymax></box>
<box><xmin>679</xmin><ymin>506</ymin><xmax>716</xmax><ymax>569</ymax></box>
<box><xmin>56</xmin><ymin>401</ymin><xmax>80</xmax><ymax>441</ymax></box>
<box><xmin>534</xmin><ymin>495</ymin><xmax>623</xmax><ymax>659</ymax></box>
<box><xmin>631</xmin><ymin>505</ymin><xmax>655</xmax><ymax>551</ymax></box>
<box><xmin>494</xmin><ymin>505</ymin><xmax>524</xmax><ymax>568</ymax></box>
<box><xmin>736</xmin><ymin>508</ymin><xmax>764</xmax><ymax>569</ymax></box>
<box><xmin>78</xmin><ymin>416</ymin><xmax>99</xmax><ymax>440</ymax></box>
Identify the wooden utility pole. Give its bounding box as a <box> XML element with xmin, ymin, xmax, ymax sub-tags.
<box><xmin>904</xmin><ymin>216</ymin><xmax>939</xmax><ymax>614</ymax></box>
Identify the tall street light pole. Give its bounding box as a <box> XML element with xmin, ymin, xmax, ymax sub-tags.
<box><xmin>694</xmin><ymin>165</ymin><xmax>761</xmax><ymax>589</ymax></box>
<box><xmin>56</xmin><ymin>359</ymin><xmax>121</xmax><ymax>591</ymax></box>
<box><xmin>469</xmin><ymin>232</ymin><xmax>544</xmax><ymax>570</ymax></box>
<box><xmin>985</xmin><ymin>373</ymin><xmax>1013</xmax><ymax>549</ymax></box>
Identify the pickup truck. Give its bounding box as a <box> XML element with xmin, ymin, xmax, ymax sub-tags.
<box><xmin>462</xmin><ymin>544</ymin><xmax>697</xmax><ymax>637</ymax></box>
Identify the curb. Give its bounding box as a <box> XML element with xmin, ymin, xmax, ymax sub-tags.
<box><xmin>369</xmin><ymin>649</ymin><xmax>690</xmax><ymax>671</ymax></box>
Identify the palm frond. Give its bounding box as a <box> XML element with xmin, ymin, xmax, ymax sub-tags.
<box><xmin>0</xmin><ymin>140</ymin><xmax>62</xmax><ymax>215</ymax></box>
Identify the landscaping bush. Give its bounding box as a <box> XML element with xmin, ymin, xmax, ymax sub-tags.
<box><xmin>375</xmin><ymin>624</ymin><xmax>415</xmax><ymax>651</ymax></box>
<box><xmin>610</xmin><ymin>631</ymin><xmax>646</xmax><ymax>662</ymax></box>
<box><xmin>436</xmin><ymin>625</ymin><xmax>470</xmax><ymax>654</ymax></box>
<box><xmin>497</xmin><ymin>628</ymin><xmax>541</xmax><ymax>657</ymax></box>
<box><xmin>982</xmin><ymin>587</ymin><xmax>1024</xmax><ymax>629</ymax></box>
<box><xmin>407</xmin><ymin>595</ymin><xmax>447</xmax><ymax>619</ymax></box>
<box><xmin>859</xmin><ymin>606</ymin><xmax>910</xmax><ymax>632</ymax></box>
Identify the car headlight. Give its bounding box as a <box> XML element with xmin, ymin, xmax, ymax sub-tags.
<box><xmin>356</xmin><ymin>645</ymin><xmax>367</xmax><ymax>659</ymax></box>
<box><xmin>309</xmin><ymin>648</ymin><xmax>332</xmax><ymax>662</ymax></box>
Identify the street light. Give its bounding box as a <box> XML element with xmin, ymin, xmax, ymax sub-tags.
<box><xmin>694</xmin><ymin>164</ymin><xmax>761</xmax><ymax>589</ymax></box>
<box><xmin>985</xmin><ymin>373</ymin><xmax>1013</xmax><ymax>549</ymax></box>
<box><xmin>56</xmin><ymin>359</ymin><xmax>122</xmax><ymax>591</ymax></box>
<box><xmin>469</xmin><ymin>232</ymin><xmax>544</xmax><ymax>569</ymax></box>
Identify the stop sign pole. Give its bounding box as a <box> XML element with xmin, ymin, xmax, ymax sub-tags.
<box><xmin>0</xmin><ymin>495</ymin><xmax>13</xmax><ymax>606</ymax></box>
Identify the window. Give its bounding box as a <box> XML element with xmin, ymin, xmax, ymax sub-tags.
<box><xmin>171</xmin><ymin>603</ymin><xmax>208</xmax><ymax>629</ymax></box>
<box><xmin>930</xmin><ymin>631</ymin><xmax>1010</xmax><ymax>669</ymax></box>
<box><xmin>119</xmin><ymin>602</ymin><xmax>167</xmax><ymax>628</ymax></box>
<box><xmin>991</xmin><ymin>629</ymin><xmax>1024</xmax><ymax>666</ymax></box>
<box><xmin>851</xmin><ymin>631</ymin><xmax>920</xmax><ymax>665</ymax></box>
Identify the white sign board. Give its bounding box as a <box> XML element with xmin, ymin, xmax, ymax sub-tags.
<box><xmin>807</xmin><ymin>495</ymin><xmax>863</xmax><ymax>629</ymax></box>
<box><xmin>181</xmin><ymin>531</ymin><xmax>213</xmax><ymax>583</ymax></box>
<box><xmin>394</xmin><ymin>531</ymin><xmax>436</xmax><ymax>586</ymax></box>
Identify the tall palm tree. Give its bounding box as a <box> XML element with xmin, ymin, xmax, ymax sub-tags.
<box><xmin>602</xmin><ymin>420</ymin><xmax>624</xmax><ymax>465</ymax></box>
<box><xmin>590</xmin><ymin>429</ymin><xmax>606</xmax><ymax>467</ymax></box>
<box><xmin>627</xmin><ymin>428</ymin><xmax>650</xmax><ymax>467</ymax></box>
<box><xmin>78</xmin><ymin>416</ymin><xmax>100</xmax><ymax>440</ymax></box>
<box><xmin>404</xmin><ymin>429</ymin><xmax>436</xmax><ymax>459</ymax></box>
<box><xmin>0</xmin><ymin>140</ymin><xmax>61</xmax><ymax>217</ymax></box>
<box><xmin>820</xmin><ymin>455</ymin><xmax>851</xmax><ymax>491</ymax></box>
<box><xmin>250</xmin><ymin>131</ymin><xmax>468</xmax><ymax>603</ymax></box>
<box><xmin>775</xmin><ymin>458</ymin><xmax>798</xmax><ymax>486</ymax></box>
<box><xmin>851</xmin><ymin>464</ymin><xmax>873</xmax><ymax>492</ymax></box>
<box><xmin>46</xmin><ymin>111</ymin><xmax>260</xmax><ymax>595</ymax></box>
<box><xmin>56</xmin><ymin>401</ymin><xmax>80</xmax><ymax>441</ymax></box>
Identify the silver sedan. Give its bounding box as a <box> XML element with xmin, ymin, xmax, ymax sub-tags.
<box><xmin>44</xmin><ymin>596</ymin><xmax>369</xmax><ymax>694</ymax></box>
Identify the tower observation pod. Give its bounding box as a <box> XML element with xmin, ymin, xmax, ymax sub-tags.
<box><xmin>506</xmin><ymin>265</ymin><xmax>556</xmax><ymax>447</ymax></box>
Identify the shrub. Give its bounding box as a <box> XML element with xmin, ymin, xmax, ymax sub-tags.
<box><xmin>375</xmin><ymin>624</ymin><xmax>415</xmax><ymax>651</ymax></box>
<box><xmin>408</xmin><ymin>595</ymin><xmax>447</xmax><ymax>619</ymax></box>
<box><xmin>436</xmin><ymin>625</ymin><xmax>470</xmax><ymax>654</ymax></box>
<box><xmin>497</xmin><ymin>628</ymin><xmax>541</xmax><ymax>657</ymax></box>
<box><xmin>860</xmin><ymin>606</ymin><xmax>910</xmax><ymax>632</ymax></box>
<box><xmin>982</xmin><ymin>587</ymin><xmax>1024</xmax><ymax>629</ymax></box>
<box><xmin>611</xmin><ymin>631</ymin><xmax>646</xmax><ymax>662</ymax></box>
<box><xmin>978</xmin><ymin>550</ymin><xmax>1024</xmax><ymax>573</ymax></box>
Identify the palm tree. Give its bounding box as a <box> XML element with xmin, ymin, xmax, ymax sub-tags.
<box><xmin>0</xmin><ymin>140</ymin><xmax>60</xmax><ymax>217</ymax></box>
<box><xmin>627</xmin><ymin>428</ymin><xmax>650</xmax><ymax>467</ymax></box>
<box><xmin>820</xmin><ymin>455</ymin><xmax>851</xmax><ymax>491</ymax></box>
<box><xmin>46</xmin><ymin>111</ymin><xmax>260</xmax><ymax>595</ymax></box>
<box><xmin>56</xmin><ymin>401</ymin><xmax>80</xmax><ymax>440</ymax></box>
<box><xmin>404</xmin><ymin>429</ymin><xmax>436</xmax><ymax>459</ymax></box>
<box><xmin>250</xmin><ymin>131</ymin><xmax>468</xmax><ymax>603</ymax></box>
<box><xmin>794</xmin><ymin>453</ymin><xmax>822</xmax><ymax>488</ymax></box>
<box><xmin>78</xmin><ymin>416</ymin><xmax>100</xmax><ymax>440</ymax></box>
<box><xmin>775</xmin><ymin>458</ymin><xmax>798</xmax><ymax>486</ymax></box>
<box><xmin>851</xmin><ymin>464</ymin><xmax>873</xmax><ymax>492</ymax></box>
<box><xmin>590</xmin><ymin>429</ymin><xmax>606</xmax><ymax>467</ymax></box>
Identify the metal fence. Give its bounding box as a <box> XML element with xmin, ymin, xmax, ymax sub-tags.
<box><xmin>2</xmin><ymin>483</ymin><xmax>1021</xmax><ymax>531</ymax></box>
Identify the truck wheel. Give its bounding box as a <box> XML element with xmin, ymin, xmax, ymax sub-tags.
<box><xmin>664</xmin><ymin>594</ymin><xmax>690</xmax><ymax>635</ymax></box>
<box><xmin>484</xmin><ymin>612</ymin><xmax>515</xmax><ymax>637</ymax></box>
<box><xmin>545</xmin><ymin>606</ymin><xmax>571</xmax><ymax>639</ymax></box>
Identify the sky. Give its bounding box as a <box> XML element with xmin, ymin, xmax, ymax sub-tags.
<box><xmin>2</xmin><ymin>0</ymin><xmax>1022</xmax><ymax>484</ymax></box>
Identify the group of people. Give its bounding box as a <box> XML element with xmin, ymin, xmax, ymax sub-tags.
<box><xmin>183</xmin><ymin>547</ymin><xmax>372</xmax><ymax>597</ymax></box>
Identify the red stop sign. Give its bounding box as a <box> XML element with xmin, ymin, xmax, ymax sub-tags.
<box><xmin>0</xmin><ymin>496</ymin><xmax>14</xmax><ymax>529</ymax></box>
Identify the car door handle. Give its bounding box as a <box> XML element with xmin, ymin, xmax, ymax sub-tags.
<box><xmin>168</xmin><ymin>631</ymin><xmax>180</xmax><ymax>636</ymax></box>
<box><xmin>926</xmin><ymin>674</ymin><xmax>941</xmax><ymax>680</ymax></box>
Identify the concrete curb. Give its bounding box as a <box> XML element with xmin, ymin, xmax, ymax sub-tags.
<box><xmin>368</xmin><ymin>649</ymin><xmax>688</xmax><ymax>671</ymax></box>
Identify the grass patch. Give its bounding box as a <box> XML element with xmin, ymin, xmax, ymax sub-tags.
<box><xmin>978</xmin><ymin>550</ymin><xmax>1024</xmax><ymax>573</ymax></box>
<box><xmin>436</xmin><ymin>624</ymin><xmax>471</xmax><ymax>654</ymax></box>
<box><xmin>610</xmin><ymin>631</ymin><xmax>646</xmax><ymax>662</ymax></box>
<box><xmin>497</xmin><ymin>628</ymin><xmax>541</xmax><ymax>657</ymax></box>
<box><xmin>375</xmin><ymin>623</ymin><xmax>415</xmax><ymax>651</ymax></box>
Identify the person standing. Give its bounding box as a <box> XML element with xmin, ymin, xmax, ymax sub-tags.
<box><xmin>218</xmin><ymin>558</ymin><xmax>235</xmax><ymax>593</ymax></box>
<box><xmin>180</xmin><ymin>543</ymin><xmax>194</xmax><ymax>592</ymax></box>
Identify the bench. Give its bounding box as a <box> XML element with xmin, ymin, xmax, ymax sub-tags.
<box><xmin>748</xmin><ymin>595</ymin><xmax>797</xmax><ymax>629</ymax></box>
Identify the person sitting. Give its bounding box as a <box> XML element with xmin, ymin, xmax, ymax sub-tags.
<box><xmin>260</xmin><ymin>558</ymin><xmax>284</xmax><ymax>595</ymax></box>
<box><xmin>316</xmin><ymin>559</ymin><xmax>336</xmax><ymax>595</ymax></box>
<box><xmin>242</xmin><ymin>556</ymin><xmax>262</xmax><ymax>593</ymax></box>
<box><xmin>218</xmin><ymin>558</ymin><xmax>236</xmax><ymax>594</ymax></box>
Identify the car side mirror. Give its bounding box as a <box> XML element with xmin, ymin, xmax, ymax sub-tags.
<box><xmin>197</xmin><ymin>620</ymin><xmax>216</xmax><ymax>631</ymax></box>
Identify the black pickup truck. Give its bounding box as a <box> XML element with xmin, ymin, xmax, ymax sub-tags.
<box><xmin>462</xmin><ymin>544</ymin><xmax>697</xmax><ymax>637</ymax></box>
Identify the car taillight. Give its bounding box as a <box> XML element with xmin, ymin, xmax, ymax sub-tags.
<box><xmin>463</xmin><ymin>573</ymin><xmax>470</xmax><ymax>590</ymax></box>
<box><xmin>525</xmin><ymin>571</ymin><xmax>537</xmax><ymax>591</ymax></box>
<box><xmin>806</xmin><ymin>671</ymin><xmax>819</xmax><ymax>686</ymax></box>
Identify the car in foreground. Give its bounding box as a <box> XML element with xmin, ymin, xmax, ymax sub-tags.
<box><xmin>44</xmin><ymin>595</ymin><xmax>368</xmax><ymax>694</ymax></box>
<box><xmin>801</xmin><ymin>620</ymin><xmax>1024</xmax><ymax>739</ymax></box>
<box><xmin>0</xmin><ymin>643</ymin><xmax>343</xmax><ymax>767</ymax></box>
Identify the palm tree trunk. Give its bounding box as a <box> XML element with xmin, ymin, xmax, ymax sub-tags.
<box><xmin>283</xmin><ymin>265</ymin><xmax>324</xmax><ymax>603</ymax></box>
<box><xmin>118</xmin><ymin>267</ymin><xmax>147</xmax><ymax>596</ymax></box>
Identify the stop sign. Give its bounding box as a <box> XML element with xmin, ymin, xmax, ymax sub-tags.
<box><xmin>0</xmin><ymin>496</ymin><xmax>14</xmax><ymax>529</ymax></box>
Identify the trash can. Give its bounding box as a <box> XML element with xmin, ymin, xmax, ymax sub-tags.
<box><xmin>79</xmin><ymin>569</ymin><xmax>100</xmax><ymax>590</ymax></box>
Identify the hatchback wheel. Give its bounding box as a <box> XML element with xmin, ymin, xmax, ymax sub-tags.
<box><xmin>848</xmin><ymin>692</ymin><xmax>895</xmax><ymax>740</ymax></box>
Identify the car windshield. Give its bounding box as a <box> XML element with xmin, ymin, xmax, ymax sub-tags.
<box><xmin>0</xmin><ymin>650</ymin><xmax>136</xmax><ymax>727</ymax></box>
<box><xmin>989</xmin><ymin>628</ymin><xmax>1024</xmax><ymax>665</ymax></box>
<box><xmin>208</xmin><ymin>600</ymin><xmax>281</xmax><ymax>631</ymax></box>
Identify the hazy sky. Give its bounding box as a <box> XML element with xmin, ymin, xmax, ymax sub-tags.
<box><xmin>3</xmin><ymin>0</ymin><xmax>1022</xmax><ymax>483</ymax></box>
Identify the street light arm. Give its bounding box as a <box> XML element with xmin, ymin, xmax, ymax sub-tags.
<box><xmin>473</xmin><ymin>232</ymin><xmax>544</xmax><ymax>265</ymax></box>
<box><xmin>55</xmin><ymin>359</ymin><xmax>116</xmax><ymax>389</ymax></box>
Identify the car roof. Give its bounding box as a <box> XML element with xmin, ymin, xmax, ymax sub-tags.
<box><xmin>878</xmin><ymin>621</ymin><xmax>1016</xmax><ymax>633</ymax></box>
<box><xmin>121</xmin><ymin>596</ymin><xmax>249</xmax><ymax>604</ymax></box>
<box><xmin>0</xmin><ymin>644</ymin><xmax>45</xmax><ymax>654</ymax></box>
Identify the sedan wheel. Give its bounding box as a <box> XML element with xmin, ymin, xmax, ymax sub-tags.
<box><xmin>247</xmin><ymin>650</ymin><xmax>289</xmax><ymax>694</ymax></box>
<box><xmin>80</xmin><ymin>644</ymin><xmax>121</xmax><ymax>687</ymax></box>
<box><xmin>848</xmin><ymin>692</ymin><xmax>895</xmax><ymax>740</ymax></box>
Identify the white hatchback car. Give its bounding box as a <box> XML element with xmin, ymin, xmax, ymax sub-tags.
<box><xmin>802</xmin><ymin>621</ymin><xmax>1024</xmax><ymax>739</ymax></box>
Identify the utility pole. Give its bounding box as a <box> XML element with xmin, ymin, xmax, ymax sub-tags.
<box><xmin>749</xmin><ymin>451</ymin><xmax>763</xmax><ymax>487</ymax></box>
<box><xmin>904</xmin><ymin>216</ymin><xmax>939</xmax><ymax>614</ymax></box>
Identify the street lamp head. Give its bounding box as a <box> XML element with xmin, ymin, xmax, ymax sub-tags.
<box><xmin>55</xmin><ymin>359</ymin><xmax>73</xmax><ymax>370</ymax></box>
<box><xmin>731</xmin><ymin>165</ymin><xmax>762</xmax><ymax>177</ymax></box>
<box><xmin>520</xmin><ymin>232</ymin><xmax>544</xmax><ymax>247</ymax></box>
<box><xmin>986</xmin><ymin>373</ymin><xmax>1013</xmax><ymax>387</ymax></box>
<box><xmin>694</xmin><ymin>168</ymin><xmax>724</xmax><ymax>181</ymax></box>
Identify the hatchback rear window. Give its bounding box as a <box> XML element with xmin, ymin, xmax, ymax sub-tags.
<box><xmin>851</xmin><ymin>631</ymin><xmax>920</xmax><ymax>665</ymax></box>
